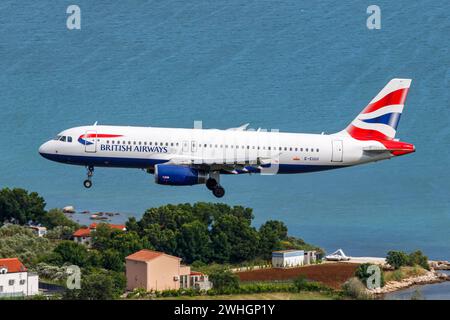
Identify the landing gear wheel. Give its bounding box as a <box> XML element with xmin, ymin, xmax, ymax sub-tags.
<box><xmin>206</xmin><ymin>178</ymin><xmax>218</xmax><ymax>190</ymax></box>
<box><xmin>84</xmin><ymin>166</ymin><xmax>94</xmax><ymax>189</ymax></box>
<box><xmin>212</xmin><ymin>185</ymin><xmax>225</xmax><ymax>198</ymax></box>
<box><xmin>83</xmin><ymin>179</ymin><xmax>92</xmax><ymax>189</ymax></box>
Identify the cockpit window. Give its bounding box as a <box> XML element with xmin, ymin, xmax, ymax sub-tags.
<box><xmin>67</xmin><ymin>136</ymin><xmax>72</xmax><ymax>143</ymax></box>
<box><xmin>53</xmin><ymin>135</ymin><xmax>62</xmax><ymax>140</ymax></box>
<box><xmin>60</xmin><ymin>136</ymin><xmax>67</xmax><ymax>142</ymax></box>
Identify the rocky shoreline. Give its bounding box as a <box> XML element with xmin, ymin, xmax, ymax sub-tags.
<box><xmin>429</xmin><ymin>260</ymin><xmax>450</xmax><ymax>270</ymax></box>
<box><xmin>370</xmin><ymin>270</ymin><xmax>449</xmax><ymax>295</ymax></box>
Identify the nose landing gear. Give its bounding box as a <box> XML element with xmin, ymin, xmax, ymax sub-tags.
<box><xmin>83</xmin><ymin>166</ymin><xmax>94</xmax><ymax>189</ymax></box>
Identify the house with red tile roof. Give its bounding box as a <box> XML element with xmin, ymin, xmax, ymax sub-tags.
<box><xmin>73</xmin><ymin>222</ymin><xmax>126</xmax><ymax>246</ymax></box>
<box><xmin>125</xmin><ymin>249</ymin><xmax>211</xmax><ymax>292</ymax></box>
<box><xmin>0</xmin><ymin>258</ymin><xmax>39</xmax><ymax>297</ymax></box>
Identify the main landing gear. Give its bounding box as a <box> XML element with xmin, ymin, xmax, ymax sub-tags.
<box><xmin>206</xmin><ymin>177</ymin><xmax>225</xmax><ymax>198</ymax></box>
<box><xmin>83</xmin><ymin>166</ymin><xmax>94</xmax><ymax>188</ymax></box>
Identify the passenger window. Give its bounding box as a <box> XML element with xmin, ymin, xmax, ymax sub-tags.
<box><xmin>316</xmin><ymin>148</ymin><xmax>319</xmax><ymax>152</ymax></box>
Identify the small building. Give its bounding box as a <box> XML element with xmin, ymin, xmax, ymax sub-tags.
<box><xmin>0</xmin><ymin>258</ymin><xmax>39</xmax><ymax>297</ymax></box>
<box><xmin>73</xmin><ymin>223</ymin><xmax>126</xmax><ymax>246</ymax></box>
<box><xmin>304</xmin><ymin>251</ymin><xmax>318</xmax><ymax>265</ymax></box>
<box><xmin>28</xmin><ymin>226</ymin><xmax>47</xmax><ymax>237</ymax></box>
<box><xmin>73</xmin><ymin>228</ymin><xmax>92</xmax><ymax>246</ymax></box>
<box><xmin>126</xmin><ymin>249</ymin><xmax>212</xmax><ymax>292</ymax></box>
<box><xmin>189</xmin><ymin>271</ymin><xmax>212</xmax><ymax>291</ymax></box>
<box><xmin>272</xmin><ymin>250</ymin><xmax>304</xmax><ymax>268</ymax></box>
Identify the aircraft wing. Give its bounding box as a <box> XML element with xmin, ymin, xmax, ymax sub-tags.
<box><xmin>163</xmin><ymin>154</ymin><xmax>279</xmax><ymax>173</ymax></box>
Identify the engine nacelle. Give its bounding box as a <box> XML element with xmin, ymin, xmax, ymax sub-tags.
<box><xmin>154</xmin><ymin>164</ymin><xmax>207</xmax><ymax>186</ymax></box>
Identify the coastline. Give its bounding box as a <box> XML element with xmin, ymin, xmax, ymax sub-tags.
<box><xmin>370</xmin><ymin>269</ymin><xmax>449</xmax><ymax>295</ymax></box>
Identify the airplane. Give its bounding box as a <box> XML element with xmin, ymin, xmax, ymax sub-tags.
<box><xmin>39</xmin><ymin>78</ymin><xmax>415</xmax><ymax>198</ymax></box>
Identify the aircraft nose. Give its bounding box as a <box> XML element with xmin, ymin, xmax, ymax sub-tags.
<box><xmin>38</xmin><ymin>141</ymin><xmax>52</xmax><ymax>157</ymax></box>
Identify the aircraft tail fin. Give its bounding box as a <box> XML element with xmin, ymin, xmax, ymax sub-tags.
<box><xmin>341</xmin><ymin>78</ymin><xmax>411</xmax><ymax>141</ymax></box>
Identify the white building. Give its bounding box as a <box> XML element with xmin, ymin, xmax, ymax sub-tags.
<box><xmin>272</xmin><ymin>250</ymin><xmax>304</xmax><ymax>268</ymax></box>
<box><xmin>0</xmin><ymin>258</ymin><xmax>39</xmax><ymax>297</ymax></box>
<box><xmin>29</xmin><ymin>226</ymin><xmax>47</xmax><ymax>237</ymax></box>
<box><xmin>304</xmin><ymin>251</ymin><xmax>318</xmax><ymax>265</ymax></box>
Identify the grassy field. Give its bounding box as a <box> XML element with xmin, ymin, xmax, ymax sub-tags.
<box><xmin>156</xmin><ymin>291</ymin><xmax>338</xmax><ymax>300</ymax></box>
<box><xmin>384</xmin><ymin>266</ymin><xmax>428</xmax><ymax>282</ymax></box>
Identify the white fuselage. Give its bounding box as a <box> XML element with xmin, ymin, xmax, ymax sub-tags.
<box><xmin>39</xmin><ymin>125</ymin><xmax>391</xmax><ymax>174</ymax></box>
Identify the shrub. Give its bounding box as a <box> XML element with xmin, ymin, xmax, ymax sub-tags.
<box><xmin>408</xmin><ymin>250</ymin><xmax>429</xmax><ymax>270</ymax></box>
<box><xmin>386</xmin><ymin>251</ymin><xmax>409</xmax><ymax>269</ymax></box>
<box><xmin>45</xmin><ymin>226</ymin><xmax>76</xmax><ymax>240</ymax></box>
<box><xmin>208</xmin><ymin>269</ymin><xmax>239</xmax><ymax>292</ymax></box>
<box><xmin>342</xmin><ymin>277</ymin><xmax>372</xmax><ymax>300</ymax></box>
<box><xmin>0</xmin><ymin>224</ymin><xmax>54</xmax><ymax>265</ymax></box>
<box><xmin>355</xmin><ymin>263</ymin><xmax>385</xmax><ymax>288</ymax></box>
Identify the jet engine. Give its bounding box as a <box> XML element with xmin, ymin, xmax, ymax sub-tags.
<box><xmin>154</xmin><ymin>164</ymin><xmax>207</xmax><ymax>186</ymax></box>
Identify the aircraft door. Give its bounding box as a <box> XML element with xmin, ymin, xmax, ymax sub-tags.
<box><xmin>331</xmin><ymin>140</ymin><xmax>343</xmax><ymax>162</ymax></box>
<box><xmin>84</xmin><ymin>130</ymin><xmax>97</xmax><ymax>153</ymax></box>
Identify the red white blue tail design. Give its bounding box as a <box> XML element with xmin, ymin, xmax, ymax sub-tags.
<box><xmin>344</xmin><ymin>79</ymin><xmax>411</xmax><ymax>141</ymax></box>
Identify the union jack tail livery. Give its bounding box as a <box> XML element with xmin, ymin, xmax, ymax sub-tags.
<box><xmin>343</xmin><ymin>78</ymin><xmax>411</xmax><ymax>141</ymax></box>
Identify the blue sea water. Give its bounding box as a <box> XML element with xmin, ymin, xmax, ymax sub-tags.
<box><xmin>384</xmin><ymin>271</ymin><xmax>450</xmax><ymax>300</ymax></box>
<box><xmin>1</xmin><ymin>1</ymin><xmax>449</xmax><ymax>260</ymax></box>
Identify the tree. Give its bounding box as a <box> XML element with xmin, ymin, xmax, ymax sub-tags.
<box><xmin>0</xmin><ymin>224</ymin><xmax>54</xmax><ymax>265</ymax></box>
<box><xmin>39</xmin><ymin>208</ymin><xmax>79</xmax><ymax>229</ymax></box>
<box><xmin>0</xmin><ymin>188</ymin><xmax>46</xmax><ymax>224</ymax></box>
<box><xmin>45</xmin><ymin>225</ymin><xmax>76</xmax><ymax>240</ymax></box>
<box><xmin>49</xmin><ymin>241</ymin><xmax>90</xmax><ymax>267</ymax></box>
<box><xmin>143</xmin><ymin>224</ymin><xmax>178</xmax><ymax>255</ymax></box>
<box><xmin>258</xmin><ymin>220</ymin><xmax>288</xmax><ymax>258</ymax></box>
<box><xmin>177</xmin><ymin>221</ymin><xmax>211</xmax><ymax>263</ymax></box>
<box><xmin>65</xmin><ymin>271</ymin><xmax>124</xmax><ymax>300</ymax></box>
<box><xmin>211</xmin><ymin>214</ymin><xmax>259</xmax><ymax>263</ymax></box>
<box><xmin>101</xmin><ymin>249</ymin><xmax>124</xmax><ymax>272</ymax></box>
<box><xmin>91</xmin><ymin>223</ymin><xmax>150</xmax><ymax>255</ymax></box>
<box><xmin>210</xmin><ymin>231</ymin><xmax>232</xmax><ymax>263</ymax></box>
<box><xmin>208</xmin><ymin>269</ymin><xmax>239</xmax><ymax>291</ymax></box>
<box><xmin>386</xmin><ymin>251</ymin><xmax>409</xmax><ymax>269</ymax></box>
<box><xmin>408</xmin><ymin>250</ymin><xmax>429</xmax><ymax>270</ymax></box>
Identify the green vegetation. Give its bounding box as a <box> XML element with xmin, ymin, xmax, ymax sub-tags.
<box><xmin>62</xmin><ymin>269</ymin><xmax>126</xmax><ymax>300</ymax></box>
<box><xmin>342</xmin><ymin>277</ymin><xmax>372</xmax><ymax>300</ymax></box>
<box><xmin>355</xmin><ymin>263</ymin><xmax>385</xmax><ymax>288</ymax></box>
<box><xmin>384</xmin><ymin>265</ymin><xmax>427</xmax><ymax>282</ymax></box>
<box><xmin>0</xmin><ymin>188</ymin><xmax>47</xmax><ymax>225</ymax></box>
<box><xmin>386</xmin><ymin>250</ymin><xmax>429</xmax><ymax>270</ymax></box>
<box><xmin>156</xmin><ymin>291</ymin><xmax>336</xmax><ymax>300</ymax></box>
<box><xmin>208</xmin><ymin>269</ymin><xmax>240</xmax><ymax>291</ymax></box>
<box><xmin>126</xmin><ymin>277</ymin><xmax>337</xmax><ymax>300</ymax></box>
<box><xmin>126</xmin><ymin>203</ymin><xmax>321</xmax><ymax>264</ymax></box>
<box><xmin>0</xmin><ymin>224</ymin><xmax>54</xmax><ymax>264</ymax></box>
